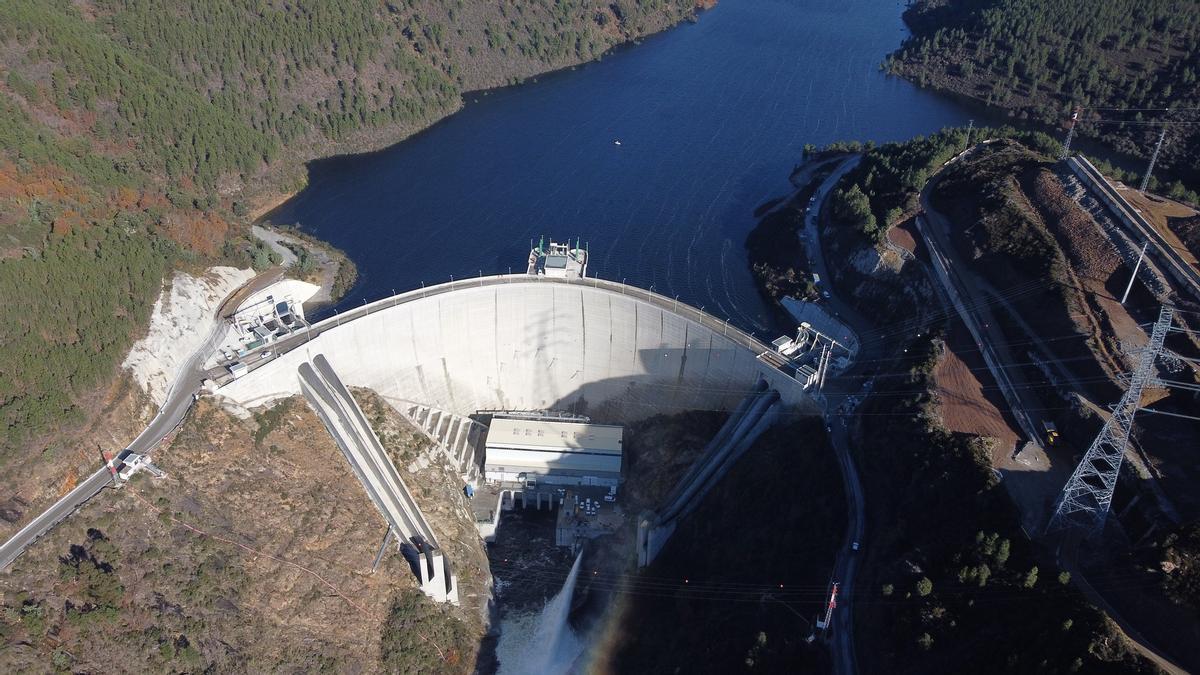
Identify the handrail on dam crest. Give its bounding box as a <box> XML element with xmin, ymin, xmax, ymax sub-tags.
<box><xmin>289</xmin><ymin>273</ymin><xmax>780</xmax><ymax>371</ymax></box>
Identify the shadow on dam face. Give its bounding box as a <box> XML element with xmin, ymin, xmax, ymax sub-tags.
<box><xmin>546</xmin><ymin>347</ymin><xmax>790</xmax><ymax>421</ymax></box>
<box><xmin>217</xmin><ymin>278</ymin><xmax>814</xmax><ymax>422</ymax></box>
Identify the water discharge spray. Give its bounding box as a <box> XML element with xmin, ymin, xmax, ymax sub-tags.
<box><xmin>497</xmin><ymin>552</ymin><xmax>585</xmax><ymax>674</ymax></box>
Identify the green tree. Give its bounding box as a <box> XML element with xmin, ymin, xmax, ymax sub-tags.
<box><xmin>1023</xmin><ymin>566</ymin><xmax>1039</xmax><ymax>589</ymax></box>
<box><xmin>916</xmin><ymin>577</ymin><xmax>933</xmax><ymax>597</ymax></box>
<box><xmin>995</xmin><ymin>538</ymin><xmax>1010</xmax><ymax>568</ymax></box>
<box><xmin>976</xmin><ymin>564</ymin><xmax>991</xmax><ymax>587</ymax></box>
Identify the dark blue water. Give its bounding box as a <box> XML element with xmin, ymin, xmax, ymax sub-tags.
<box><xmin>267</xmin><ymin>0</ymin><xmax>972</xmax><ymax>331</ymax></box>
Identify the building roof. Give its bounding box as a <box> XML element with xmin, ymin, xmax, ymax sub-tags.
<box><xmin>485</xmin><ymin>418</ymin><xmax>623</xmax><ymax>455</ymax></box>
<box><xmin>485</xmin><ymin>447</ymin><xmax>621</xmax><ymax>475</ymax></box>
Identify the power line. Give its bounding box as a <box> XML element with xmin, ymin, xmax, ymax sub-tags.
<box><xmin>1047</xmin><ymin>306</ymin><xmax>1175</xmax><ymax>536</ymax></box>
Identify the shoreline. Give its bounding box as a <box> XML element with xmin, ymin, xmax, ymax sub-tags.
<box><xmin>250</xmin><ymin>7</ymin><xmax>713</xmax><ymax>226</ymax></box>
<box><xmin>250</xmin><ymin>223</ymin><xmax>357</xmax><ymax>311</ymax></box>
<box><xmin>249</xmin><ymin>190</ymin><xmax>301</xmax><ymax>222</ymax></box>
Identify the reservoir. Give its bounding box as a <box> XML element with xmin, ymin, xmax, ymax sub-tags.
<box><xmin>268</xmin><ymin>0</ymin><xmax>973</xmax><ymax>332</ymax></box>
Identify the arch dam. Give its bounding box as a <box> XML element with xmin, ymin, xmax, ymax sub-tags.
<box><xmin>214</xmin><ymin>275</ymin><xmax>817</xmax><ymax>599</ymax></box>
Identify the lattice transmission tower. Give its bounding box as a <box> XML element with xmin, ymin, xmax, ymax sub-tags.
<box><xmin>1046</xmin><ymin>306</ymin><xmax>1175</xmax><ymax>535</ymax></box>
<box><xmin>1060</xmin><ymin>108</ymin><xmax>1080</xmax><ymax>159</ymax></box>
<box><xmin>1139</xmin><ymin>125</ymin><xmax>1168</xmax><ymax>193</ymax></box>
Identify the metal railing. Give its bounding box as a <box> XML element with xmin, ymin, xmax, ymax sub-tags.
<box><xmin>215</xmin><ymin>274</ymin><xmax>790</xmax><ymax>387</ymax></box>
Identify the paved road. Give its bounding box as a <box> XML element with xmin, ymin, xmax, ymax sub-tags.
<box><xmin>826</xmin><ymin>413</ymin><xmax>864</xmax><ymax>675</ymax></box>
<box><xmin>803</xmin><ymin>155</ymin><xmax>873</xmax><ymax>341</ymax></box>
<box><xmin>798</xmin><ymin>154</ymin><xmax>869</xmax><ymax>675</ymax></box>
<box><xmin>0</xmin><ymin>271</ymin><xmax>281</xmax><ymax>571</ymax></box>
<box><xmin>251</xmin><ymin>224</ymin><xmax>299</xmax><ymax>267</ymax></box>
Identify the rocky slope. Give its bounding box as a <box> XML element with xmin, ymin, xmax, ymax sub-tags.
<box><xmin>0</xmin><ymin>395</ymin><xmax>489</xmax><ymax>672</ymax></box>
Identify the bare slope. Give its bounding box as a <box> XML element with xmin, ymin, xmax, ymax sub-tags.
<box><xmin>0</xmin><ymin>396</ymin><xmax>488</xmax><ymax>672</ymax></box>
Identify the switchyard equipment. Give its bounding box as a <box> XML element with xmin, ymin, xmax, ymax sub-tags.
<box><xmin>766</xmin><ymin>323</ymin><xmax>839</xmax><ymax>390</ymax></box>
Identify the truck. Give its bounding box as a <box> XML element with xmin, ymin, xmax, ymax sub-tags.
<box><xmin>228</xmin><ymin>361</ymin><xmax>248</xmax><ymax>379</ymax></box>
<box><xmin>1043</xmin><ymin>421</ymin><xmax>1059</xmax><ymax>446</ymax></box>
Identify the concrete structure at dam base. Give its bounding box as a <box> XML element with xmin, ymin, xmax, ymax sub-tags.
<box><xmin>214</xmin><ymin>275</ymin><xmax>818</xmax><ymax>600</ymax></box>
<box><xmin>638</xmin><ymin>380</ymin><xmax>782</xmax><ymax>567</ymax></box>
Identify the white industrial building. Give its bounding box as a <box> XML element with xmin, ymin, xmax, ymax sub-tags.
<box><xmin>484</xmin><ymin>418</ymin><xmax>622</xmax><ymax>487</ymax></box>
<box><xmin>527</xmin><ymin>239</ymin><xmax>588</xmax><ymax>278</ymax></box>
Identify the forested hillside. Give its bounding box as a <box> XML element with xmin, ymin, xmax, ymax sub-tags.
<box><xmin>0</xmin><ymin>0</ymin><xmax>700</xmax><ymax>464</ymax></box>
<box><xmin>886</xmin><ymin>0</ymin><xmax>1200</xmax><ymax>200</ymax></box>
<box><xmin>856</xmin><ymin>339</ymin><xmax>1155</xmax><ymax>673</ymax></box>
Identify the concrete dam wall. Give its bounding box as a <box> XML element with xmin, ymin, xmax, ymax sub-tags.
<box><xmin>218</xmin><ymin>276</ymin><xmax>812</xmax><ymax>421</ymax></box>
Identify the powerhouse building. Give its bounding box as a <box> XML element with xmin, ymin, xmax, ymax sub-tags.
<box><xmin>484</xmin><ymin>418</ymin><xmax>622</xmax><ymax>487</ymax></box>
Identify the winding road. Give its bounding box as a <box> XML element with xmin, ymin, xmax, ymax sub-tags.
<box><xmin>796</xmin><ymin>154</ymin><xmax>869</xmax><ymax>675</ymax></box>
<box><xmin>0</xmin><ymin>271</ymin><xmax>281</xmax><ymax>571</ymax></box>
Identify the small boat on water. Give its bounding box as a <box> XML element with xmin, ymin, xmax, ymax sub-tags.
<box><xmin>613</xmin><ymin>139</ymin><xmax>622</xmax><ymax>146</ymax></box>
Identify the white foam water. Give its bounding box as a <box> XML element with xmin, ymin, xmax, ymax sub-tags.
<box><xmin>496</xmin><ymin>553</ymin><xmax>585</xmax><ymax>674</ymax></box>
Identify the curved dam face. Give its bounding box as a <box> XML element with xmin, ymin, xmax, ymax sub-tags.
<box><xmin>218</xmin><ymin>277</ymin><xmax>812</xmax><ymax>421</ymax></box>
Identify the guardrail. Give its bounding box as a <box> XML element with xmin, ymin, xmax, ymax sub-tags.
<box><xmin>213</xmin><ymin>274</ymin><xmax>792</xmax><ymax>387</ymax></box>
<box><xmin>1068</xmin><ymin>156</ymin><xmax>1200</xmax><ymax>299</ymax></box>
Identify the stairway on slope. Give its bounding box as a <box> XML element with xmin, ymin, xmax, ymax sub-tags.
<box><xmin>384</xmin><ymin>398</ymin><xmax>486</xmax><ymax>480</ymax></box>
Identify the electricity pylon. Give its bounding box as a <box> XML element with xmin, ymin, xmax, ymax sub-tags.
<box><xmin>1046</xmin><ymin>306</ymin><xmax>1174</xmax><ymax>535</ymax></box>
<box><xmin>1139</xmin><ymin>126</ymin><xmax>1168</xmax><ymax>193</ymax></box>
<box><xmin>1060</xmin><ymin>108</ymin><xmax>1080</xmax><ymax>159</ymax></box>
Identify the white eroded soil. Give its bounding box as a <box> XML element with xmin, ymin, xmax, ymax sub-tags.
<box><xmin>122</xmin><ymin>267</ymin><xmax>254</xmax><ymax>406</ymax></box>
